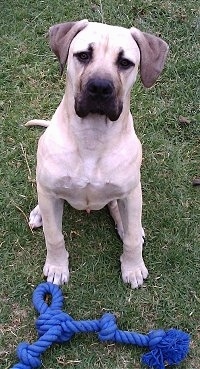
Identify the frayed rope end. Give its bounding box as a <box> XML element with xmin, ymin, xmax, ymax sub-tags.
<box><xmin>142</xmin><ymin>328</ymin><xmax>190</xmax><ymax>369</ymax></box>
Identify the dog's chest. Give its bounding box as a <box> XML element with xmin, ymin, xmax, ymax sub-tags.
<box><xmin>55</xmin><ymin>157</ymin><xmax>129</xmax><ymax>209</ymax></box>
<box><xmin>57</xmin><ymin>175</ymin><xmax>123</xmax><ymax>210</ymax></box>
<box><xmin>41</xmin><ymin>155</ymin><xmax>135</xmax><ymax>210</ymax></box>
<box><xmin>37</xmin><ymin>128</ymin><xmax>141</xmax><ymax>211</ymax></box>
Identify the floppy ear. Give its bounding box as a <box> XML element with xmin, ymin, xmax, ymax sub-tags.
<box><xmin>48</xmin><ymin>20</ymin><xmax>88</xmax><ymax>74</ymax></box>
<box><xmin>130</xmin><ymin>27</ymin><xmax>169</xmax><ymax>88</ymax></box>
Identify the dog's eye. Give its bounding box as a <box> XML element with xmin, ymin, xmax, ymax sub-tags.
<box><xmin>75</xmin><ymin>52</ymin><xmax>91</xmax><ymax>63</ymax></box>
<box><xmin>118</xmin><ymin>58</ymin><xmax>134</xmax><ymax>70</ymax></box>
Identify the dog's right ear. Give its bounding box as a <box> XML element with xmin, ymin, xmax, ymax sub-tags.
<box><xmin>48</xmin><ymin>20</ymin><xmax>88</xmax><ymax>74</ymax></box>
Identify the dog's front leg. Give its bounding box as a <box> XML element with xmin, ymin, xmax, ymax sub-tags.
<box><xmin>38</xmin><ymin>188</ymin><xmax>69</xmax><ymax>285</ymax></box>
<box><xmin>118</xmin><ymin>183</ymin><xmax>148</xmax><ymax>288</ymax></box>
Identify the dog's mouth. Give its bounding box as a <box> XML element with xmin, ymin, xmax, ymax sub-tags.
<box><xmin>75</xmin><ymin>100</ymin><xmax>123</xmax><ymax>121</ymax></box>
<box><xmin>74</xmin><ymin>77</ymin><xmax>123</xmax><ymax>122</ymax></box>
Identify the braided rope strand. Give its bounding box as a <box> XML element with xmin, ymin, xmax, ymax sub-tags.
<box><xmin>11</xmin><ymin>282</ymin><xmax>190</xmax><ymax>369</ymax></box>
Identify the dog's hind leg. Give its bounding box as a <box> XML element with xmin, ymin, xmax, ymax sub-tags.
<box><xmin>108</xmin><ymin>200</ymin><xmax>124</xmax><ymax>240</ymax></box>
<box><xmin>29</xmin><ymin>204</ymin><xmax>43</xmax><ymax>229</ymax></box>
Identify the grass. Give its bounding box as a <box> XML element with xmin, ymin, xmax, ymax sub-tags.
<box><xmin>0</xmin><ymin>0</ymin><xmax>199</xmax><ymax>368</ymax></box>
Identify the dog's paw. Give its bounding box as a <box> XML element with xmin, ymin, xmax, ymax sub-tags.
<box><xmin>120</xmin><ymin>258</ymin><xmax>148</xmax><ymax>289</ymax></box>
<box><xmin>43</xmin><ymin>262</ymin><xmax>70</xmax><ymax>285</ymax></box>
<box><xmin>29</xmin><ymin>205</ymin><xmax>43</xmax><ymax>229</ymax></box>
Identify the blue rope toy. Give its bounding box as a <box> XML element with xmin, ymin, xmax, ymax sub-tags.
<box><xmin>11</xmin><ymin>282</ymin><xmax>190</xmax><ymax>369</ymax></box>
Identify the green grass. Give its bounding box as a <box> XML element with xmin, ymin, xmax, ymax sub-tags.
<box><xmin>1</xmin><ymin>0</ymin><xmax>199</xmax><ymax>368</ymax></box>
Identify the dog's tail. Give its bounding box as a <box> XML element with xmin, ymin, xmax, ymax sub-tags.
<box><xmin>25</xmin><ymin>119</ymin><xmax>51</xmax><ymax>127</ymax></box>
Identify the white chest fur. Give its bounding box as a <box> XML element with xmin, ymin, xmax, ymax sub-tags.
<box><xmin>36</xmin><ymin>117</ymin><xmax>141</xmax><ymax>211</ymax></box>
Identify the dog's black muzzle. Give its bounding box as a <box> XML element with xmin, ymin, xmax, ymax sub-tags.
<box><xmin>75</xmin><ymin>77</ymin><xmax>123</xmax><ymax>121</ymax></box>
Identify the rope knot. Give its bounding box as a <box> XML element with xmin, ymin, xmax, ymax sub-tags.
<box><xmin>16</xmin><ymin>342</ymin><xmax>41</xmax><ymax>368</ymax></box>
<box><xmin>98</xmin><ymin>313</ymin><xmax>117</xmax><ymax>341</ymax></box>
<box><xmin>36</xmin><ymin>310</ymin><xmax>74</xmax><ymax>343</ymax></box>
<box><xmin>147</xmin><ymin>329</ymin><xmax>166</xmax><ymax>349</ymax></box>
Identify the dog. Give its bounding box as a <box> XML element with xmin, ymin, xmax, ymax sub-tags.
<box><xmin>26</xmin><ymin>20</ymin><xmax>169</xmax><ymax>288</ymax></box>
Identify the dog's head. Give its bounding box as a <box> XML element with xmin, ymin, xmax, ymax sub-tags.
<box><xmin>49</xmin><ymin>20</ymin><xmax>169</xmax><ymax>121</ymax></box>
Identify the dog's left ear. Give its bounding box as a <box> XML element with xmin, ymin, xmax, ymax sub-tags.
<box><xmin>130</xmin><ymin>27</ymin><xmax>169</xmax><ymax>88</ymax></box>
<box><xmin>48</xmin><ymin>20</ymin><xmax>89</xmax><ymax>74</ymax></box>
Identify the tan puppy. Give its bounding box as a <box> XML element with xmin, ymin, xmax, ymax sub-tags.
<box><xmin>27</xmin><ymin>20</ymin><xmax>168</xmax><ymax>288</ymax></box>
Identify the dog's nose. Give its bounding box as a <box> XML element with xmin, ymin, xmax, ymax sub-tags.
<box><xmin>87</xmin><ymin>78</ymin><xmax>114</xmax><ymax>99</ymax></box>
